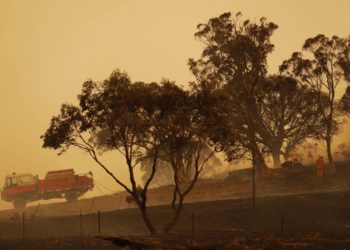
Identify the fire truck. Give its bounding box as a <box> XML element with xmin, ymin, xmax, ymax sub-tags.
<box><xmin>1</xmin><ymin>169</ymin><xmax>94</xmax><ymax>209</ymax></box>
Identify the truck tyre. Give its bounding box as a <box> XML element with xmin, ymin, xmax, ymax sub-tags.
<box><xmin>13</xmin><ymin>199</ymin><xmax>26</xmax><ymax>209</ymax></box>
<box><xmin>65</xmin><ymin>192</ymin><xmax>78</xmax><ymax>202</ymax></box>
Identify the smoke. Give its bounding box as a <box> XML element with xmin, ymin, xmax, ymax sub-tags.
<box><xmin>334</xmin><ymin>143</ymin><xmax>350</xmax><ymax>161</ymax></box>
<box><xmin>141</xmin><ymin>149</ymin><xmax>223</xmax><ymax>187</ymax></box>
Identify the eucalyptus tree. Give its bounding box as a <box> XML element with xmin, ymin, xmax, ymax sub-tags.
<box><xmin>42</xmin><ymin>71</ymin><xmax>216</xmax><ymax>234</ymax></box>
<box><xmin>339</xmin><ymin>36</ymin><xmax>350</xmax><ymax>116</ymax></box>
<box><xmin>189</xmin><ymin>11</ymin><xmax>279</xmax><ymax>210</ymax></box>
<box><xmin>189</xmin><ymin>11</ymin><xmax>278</xmax><ymax>176</ymax></box>
<box><xmin>42</xmin><ymin>70</ymin><xmax>166</xmax><ymax>234</ymax></box>
<box><xmin>341</xmin><ymin>86</ymin><xmax>350</xmax><ymax>116</ymax></box>
<box><xmin>338</xmin><ymin>36</ymin><xmax>350</xmax><ymax>83</ymax></box>
<box><xmin>280</xmin><ymin>34</ymin><xmax>350</xmax><ymax>173</ymax></box>
<box><xmin>153</xmin><ymin>80</ymin><xmax>216</xmax><ymax>232</ymax></box>
<box><xmin>255</xmin><ymin>76</ymin><xmax>324</xmax><ymax>168</ymax></box>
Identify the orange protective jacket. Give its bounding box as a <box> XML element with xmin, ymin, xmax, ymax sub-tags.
<box><xmin>316</xmin><ymin>158</ymin><xmax>324</xmax><ymax>168</ymax></box>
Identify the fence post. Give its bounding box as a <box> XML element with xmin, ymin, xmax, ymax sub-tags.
<box><xmin>191</xmin><ymin>211</ymin><xmax>195</xmax><ymax>238</ymax></box>
<box><xmin>88</xmin><ymin>197</ymin><xmax>96</xmax><ymax>213</ymax></box>
<box><xmin>98</xmin><ymin>210</ymin><xmax>101</xmax><ymax>236</ymax></box>
<box><xmin>80</xmin><ymin>209</ymin><xmax>84</xmax><ymax>250</ymax></box>
<box><xmin>22</xmin><ymin>211</ymin><xmax>25</xmax><ymax>242</ymax></box>
<box><xmin>280</xmin><ymin>215</ymin><xmax>284</xmax><ymax>240</ymax></box>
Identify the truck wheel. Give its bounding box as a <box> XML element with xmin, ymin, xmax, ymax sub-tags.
<box><xmin>65</xmin><ymin>192</ymin><xmax>78</xmax><ymax>202</ymax></box>
<box><xmin>13</xmin><ymin>199</ymin><xmax>26</xmax><ymax>209</ymax></box>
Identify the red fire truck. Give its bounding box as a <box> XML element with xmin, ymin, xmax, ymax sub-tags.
<box><xmin>1</xmin><ymin>169</ymin><xmax>94</xmax><ymax>209</ymax></box>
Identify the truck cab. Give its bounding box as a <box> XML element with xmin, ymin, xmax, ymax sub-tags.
<box><xmin>3</xmin><ymin>173</ymin><xmax>36</xmax><ymax>189</ymax></box>
<box><xmin>1</xmin><ymin>173</ymin><xmax>37</xmax><ymax>209</ymax></box>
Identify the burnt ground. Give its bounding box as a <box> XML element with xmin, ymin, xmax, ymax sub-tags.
<box><xmin>0</xmin><ymin>161</ymin><xmax>350</xmax><ymax>249</ymax></box>
<box><xmin>0</xmin><ymin>191</ymin><xmax>350</xmax><ymax>249</ymax></box>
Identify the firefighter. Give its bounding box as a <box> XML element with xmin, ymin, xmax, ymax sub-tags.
<box><xmin>316</xmin><ymin>156</ymin><xmax>324</xmax><ymax>177</ymax></box>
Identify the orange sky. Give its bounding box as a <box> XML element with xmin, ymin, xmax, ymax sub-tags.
<box><xmin>0</xmin><ymin>0</ymin><xmax>349</xmax><ymax>210</ymax></box>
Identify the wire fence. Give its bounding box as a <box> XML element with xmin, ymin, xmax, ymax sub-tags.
<box><xmin>1</xmin><ymin>177</ymin><xmax>349</xmax><ymax>247</ymax></box>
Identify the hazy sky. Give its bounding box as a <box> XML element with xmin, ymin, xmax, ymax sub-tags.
<box><xmin>0</xmin><ymin>0</ymin><xmax>349</xmax><ymax>210</ymax></box>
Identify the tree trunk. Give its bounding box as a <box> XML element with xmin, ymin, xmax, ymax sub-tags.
<box><xmin>247</xmin><ymin>127</ymin><xmax>268</xmax><ymax>175</ymax></box>
<box><xmin>140</xmin><ymin>206</ymin><xmax>156</xmax><ymax>235</ymax></box>
<box><xmin>244</xmin><ymin>96</ymin><xmax>268</xmax><ymax>176</ymax></box>
<box><xmin>283</xmin><ymin>153</ymin><xmax>290</xmax><ymax>162</ymax></box>
<box><xmin>163</xmin><ymin>196</ymin><xmax>184</xmax><ymax>233</ymax></box>
<box><xmin>251</xmin><ymin>154</ymin><xmax>256</xmax><ymax>210</ymax></box>
<box><xmin>272</xmin><ymin>149</ymin><xmax>281</xmax><ymax>168</ymax></box>
<box><xmin>326</xmin><ymin>135</ymin><xmax>336</xmax><ymax>174</ymax></box>
<box><xmin>254</xmin><ymin>147</ymin><xmax>268</xmax><ymax>175</ymax></box>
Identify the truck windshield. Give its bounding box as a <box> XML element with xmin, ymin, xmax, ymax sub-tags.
<box><xmin>20</xmin><ymin>176</ymin><xmax>33</xmax><ymax>184</ymax></box>
<box><xmin>7</xmin><ymin>177</ymin><xmax>17</xmax><ymax>187</ymax></box>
